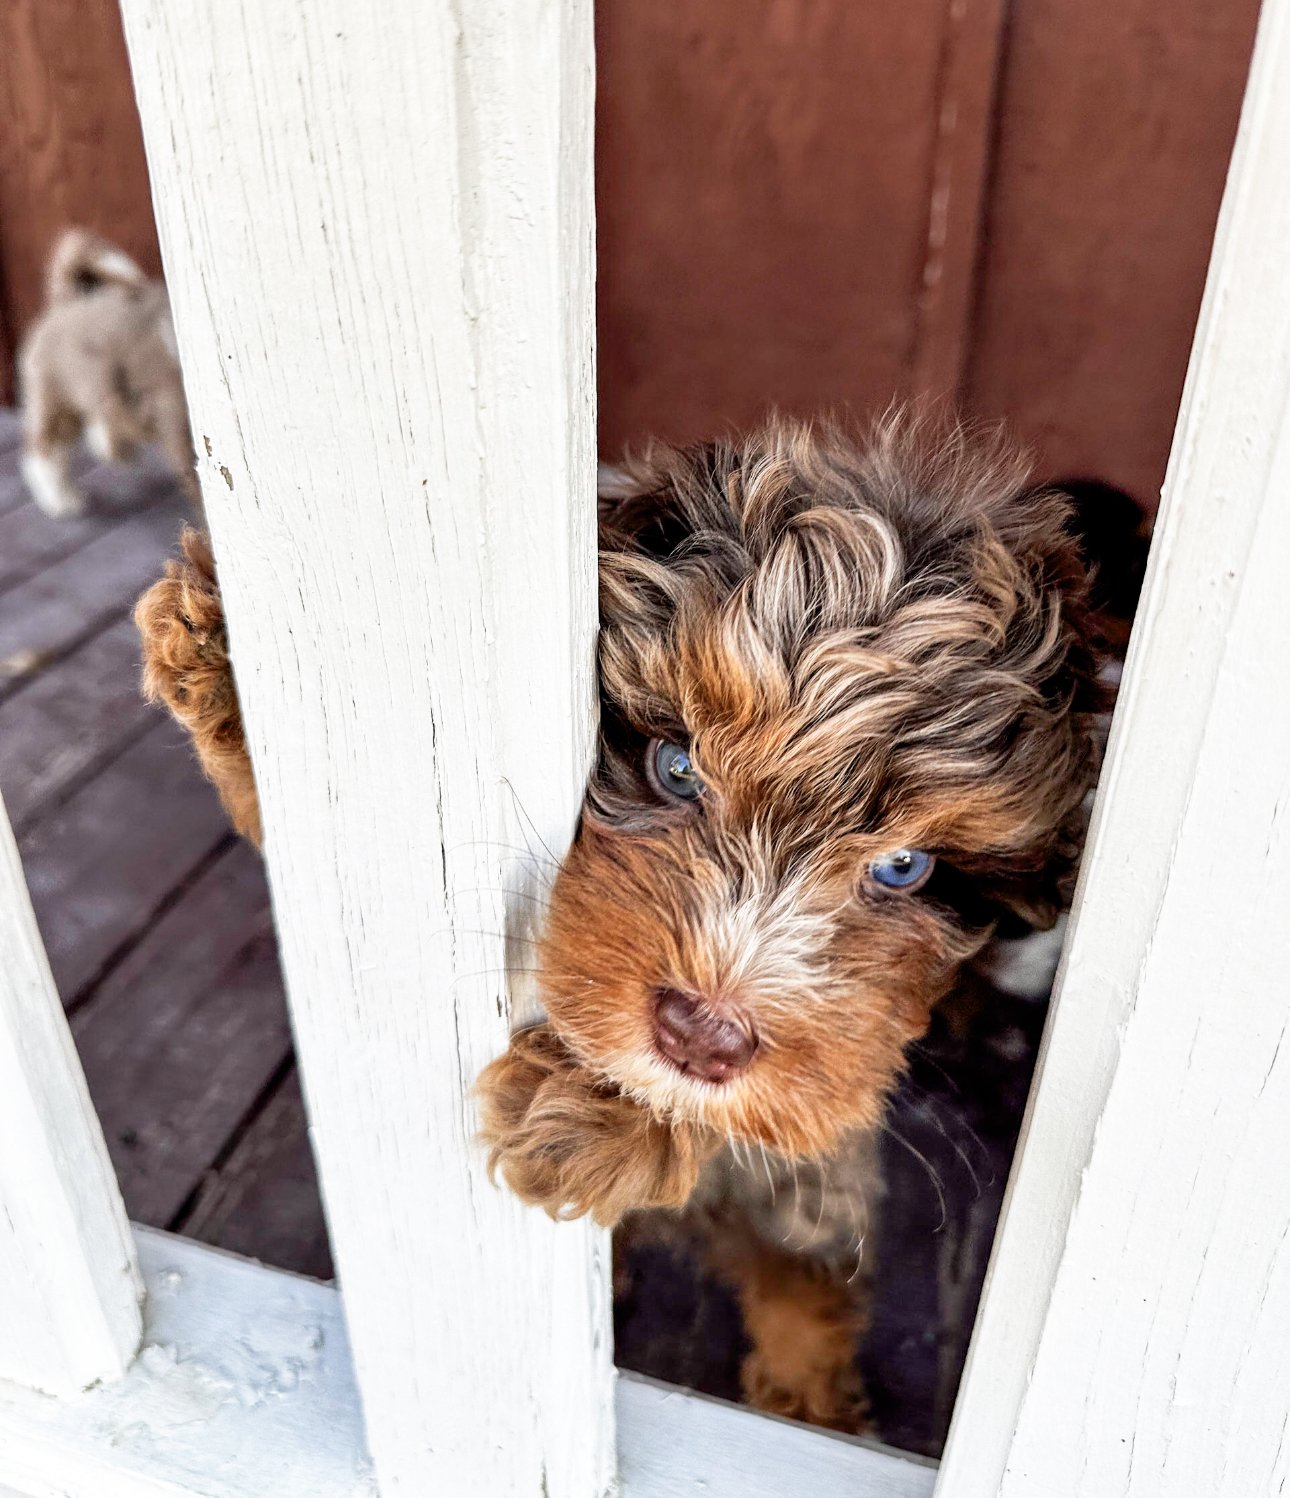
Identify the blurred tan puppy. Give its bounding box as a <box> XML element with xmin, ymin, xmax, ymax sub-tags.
<box><xmin>19</xmin><ymin>229</ymin><xmax>198</xmax><ymax>518</ymax></box>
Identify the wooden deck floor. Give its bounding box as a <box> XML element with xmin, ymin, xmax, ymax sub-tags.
<box><xmin>0</xmin><ymin>410</ymin><xmax>332</xmax><ymax>1280</ymax></box>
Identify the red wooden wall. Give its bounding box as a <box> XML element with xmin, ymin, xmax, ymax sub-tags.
<box><xmin>595</xmin><ymin>0</ymin><xmax>1261</xmax><ymax>508</ymax></box>
<box><xmin>0</xmin><ymin>0</ymin><xmax>161</xmax><ymax>403</ymax></box>
<box><xmin>0</xmin><ymin>0</ymin><xmax>1263</xmax><ymax>508</ymax></box>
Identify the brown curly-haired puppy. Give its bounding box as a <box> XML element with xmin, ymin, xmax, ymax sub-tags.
<box><xmin>20</xmin><ymin>229</ymin><xmax>198</xmax><ymax>517</ymax></box>
<box><xmin>134</xmin><ymin>416</ymin><xmax>1105</xmax><ymax>1431</ymax></box>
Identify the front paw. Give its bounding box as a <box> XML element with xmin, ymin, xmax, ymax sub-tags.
<box><xmin>742</xmin><ymin>1347</ymin><xmax>873</xmax><ymax>1436</ymax></box>
<box><xmin>478</xmin><ymin>1025</ymin><xmax>715</xmax><ymax>1226</ymax></box>
<box><xmin>134</xmin><ymin>527</ymin><xmax>235</xmax><ymax>736</ymax></box>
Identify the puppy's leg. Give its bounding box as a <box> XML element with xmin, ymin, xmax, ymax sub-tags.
<box><xmin>23</xmin><ymin>442</ymin><xmax>84</xmax><ymax>519</ymax></box>
<box><xmin>134</xmin><ymin>529</ymin><xmax>261</xmax><ymax>844</ymax></box>
<box><xmin>84</xmin><ymin>380</ymin><xmax>149</xmax><ymax>465</ymax></box>
<box><xmin>714</xmin><ymin>1237</ymin><xmax>872</xmax><ymax>1434</ymax></box>
<box><xmin>151</xmin><ymin>390</ymin><xmax>203</xmax><ymax>513</ymax></box>
<box><xmin>478</xmin><ymin>1024</ymin><xmax>718</xmax><ymax>1225</ymax></box>
<box><xmin>21</xmin><ymin>370</ymin><xmax>86</xmax><ymax>519</ymax></box>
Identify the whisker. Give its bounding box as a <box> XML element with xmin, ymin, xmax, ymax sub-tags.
<box><xmin>501</xmin><ymin>780</ymin><xmax>562</xmax><ymax>868</ymax></box>
<box><xmin>429</xmin><ymin>926</ymin><xmax>544</xmax><ymax>946</ymax></box>
<box><xmin>919</xmin><ymin>1102</ymin><xmax>986</xmax><ymax>1198</ymax></box>
<box><xmin>453</xmin><ymin>885</ymin><xmax>553</xmax><ymax>912</ymax></box>
<box><xmin>905</xmin><ymin>1042</ymin><xmax>966</xmax><ymax>1097</ymax></box>
<box><xmin>757</xmin><ymin>1140</ymin><xmax>776</xmax><ymax>1201</ymax></box>
<box><xmin>882</xmin><ymin>1122</ymin><xmax>948</xmax><ymax>1231</ymax></box>
<box><xmin>447</xmin><ymin>964</ymin><xmax>594</xmax><ymax>989</ymax></box>
<box><xmin>446</xmin><ymin>839</ymin><xmax>560</xmax><ymax>876</ymax></box>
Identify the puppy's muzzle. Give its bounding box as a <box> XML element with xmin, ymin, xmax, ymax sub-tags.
<box><xmin>652</xmin><ymin>987</ymin><xmax>758</xmax><ymax>1083</ymax></box>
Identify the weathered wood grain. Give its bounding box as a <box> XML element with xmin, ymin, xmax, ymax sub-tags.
<box><xmin>0</xmin><ymin>500</ymin><xmax>102</xmax><ymax>591</ymax></box>
<box><xmin>19</xmin><ymin>717</ymin><xmax>231</xmax><ymax>1002</ymax></box>
<box><xmin>0</xmin><ymin>505</ymin><xmax>184</xmax><ymax>694</ymax></box>
<box><xmin>0</xmin><ymin>452</ymin><xmax>184</xmax><ymax>593</ymax></box>
<box><xmin>71</xmin><ymin>839</ymin><xmax>291</xmax><ymax>1228</ymax></box>
<box><xmin>0</xmin><ymin>1230</ymin><xmax>938</xmax><ymax>1498</ymax></box>
<box><xmin>122</xmin><ymin>1</ymin><xmax>610</xmax><ymax>1494</ymax></box>
<box><xmin>0</xmin><ymin>786</ymin><xmax>142</xmax><ymax>1393</ymax></box>
<box><xmin>939</xmin><ymin>5</ymin><xmax>1290</xmax><ymax>1492</ymax></box>
<box><xmin>178</xmin><ymin>1065</ymin><xmax>333</xmax><ymax>1281</ymax></box>
<box><xmin>0</xmin><ymin>615</ymin><xmax>155</xmax><ymax>833</ymax></box>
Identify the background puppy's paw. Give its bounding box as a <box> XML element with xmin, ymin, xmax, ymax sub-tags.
<box><xmin>478</xmin><ymin>1024</ymin><xmax>715</xmax><ymax>1226</ymax></box>
<box><xmin>22</xmin><ymin>450</ymin><xmax>87</xmax><ymax>518</ymax></box>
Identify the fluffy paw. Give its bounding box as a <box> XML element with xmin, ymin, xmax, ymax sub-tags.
<box><xmin>742</xmin><ymin>1346</ymin><xmax>873</xmax><ymax>1435</ymax></box>
<box><xmin>135</xmin><ymin>528</ymin><xmax>230</xmax><ymax>718</ymax></box>
<box><xmin>720</xmin><ymin>1246</ymin><xmax>874</xmax><ymax>1434</ymax></box>
<box><xmin>478</xmin><ymin>1024</ymin><xmax>716</xmax><ymax>1226</ymax></box>
<box><xmin>134</xmin><ymin>528</ymin><xmax>261</xmax><ymax>844</ymax></box>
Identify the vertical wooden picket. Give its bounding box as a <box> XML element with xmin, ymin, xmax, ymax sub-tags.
<box><xmin>120</xmin><ymin>3</ymin><xmax>611</xmax><ymax>1495</ymax></box>
<box><xmin>0</xmin><ymin>791</ymin><xmax>142</xmax><ymax>1395</ymax></box>
<box><xmin>937</xmin><ymin>4</ymin><xmax>1290</xmax><ymax>1495</ymax></box>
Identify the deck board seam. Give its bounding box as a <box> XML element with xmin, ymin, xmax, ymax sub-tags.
<box><xmin>167</xmin><ymin>1054</ymin><xmax>299</xmax><ymax>1237</ymax></box>
<box><xmin>63</xmin><ymin>826</ymin><xmax>240</xmax><ymax>1019</ymax></box>
<box><xmin>10</xmin><ymin>708</ymin><xmax>161</xmax><ymax>839</ymax></box>
<box><xmin>0</xmin><ymin>495</ymin><xmax>171</xmax><ymax>603</ymax></box>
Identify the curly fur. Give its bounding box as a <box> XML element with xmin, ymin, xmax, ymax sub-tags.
<box><xmin>134</xmin><ymin>530</ymin><xmax>261</xmax><ymax>844</ymax></box>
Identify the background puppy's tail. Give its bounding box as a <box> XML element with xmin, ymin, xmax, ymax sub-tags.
<box><xmin>45</xmin><ymin>228</ymin><xmax>147</xmax><ymax>305</ymax></box>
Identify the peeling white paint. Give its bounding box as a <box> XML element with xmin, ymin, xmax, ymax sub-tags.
<box><xmin>0</xmin><ymin>1230</ymin><xmax>375</xmax><ymax>1498</ymax></box>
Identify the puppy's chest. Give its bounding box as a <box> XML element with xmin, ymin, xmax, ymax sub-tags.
<box><xmin>693</xmin><ymin>1129</ymin><xmax>885</xmax><ymax>1270</ymax></box>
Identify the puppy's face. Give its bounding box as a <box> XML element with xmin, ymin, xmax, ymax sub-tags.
<box><xmin>540</xmin><ymin>422</ymin><xmax>1098</xmax><ymax>1157</ymax></box>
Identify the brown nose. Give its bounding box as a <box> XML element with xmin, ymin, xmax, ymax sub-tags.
<box><xmin>652</xmin><ymin>988</ymin><xmax>758</xmax><ymax>1083</ymax></box>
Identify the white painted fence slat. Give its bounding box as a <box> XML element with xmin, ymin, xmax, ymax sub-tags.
<box><xmin>0</xmin><ymin>1222</ymin><xmax>938</xmax><ymax>1498</ymax></box>
<box><xmin>617</xmin><ymin>1375</ymin><xmax>937</xmax><ymax>1498</ymax></box>
<box><xmin>0</xmin><ymin>790</ymin><xmax>141</xmax><ymax>1396</ymax></box>
<box><xmin>0</xmin><ymin>1230</ymin><xmax>373</xmax><ymax>1498</ymax></box>
<box><xmin>120</xmin><ymin>2</ymin><xmax>610</xmax><ymax>1495</ymax></box>
<box><xmin>937</xmin><ymin>5</ymin><xmax>1290</xmax><ymax>1495</ymax></box>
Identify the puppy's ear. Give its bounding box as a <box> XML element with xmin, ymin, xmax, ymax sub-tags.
<box><xmin>46</xmin><ymin>229</ymin><xmax>146</xmax><ymax>306</ymax></box>
<box><xmin>598</xmin><ymin>449</ymin><xmax>709</xmax><ymax>560</ymax></box>
<box><xmin>979</xmin><ymin>479</ymin><xmax>1138</xmax><ymax>931</ymax></box>
<box><xmin>1047</xmin><ymin>477</ymin><xmax>1151</xmax><ymax>653</ymax></box>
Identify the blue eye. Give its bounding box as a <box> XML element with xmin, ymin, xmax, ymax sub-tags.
<box><xmin>652</xmin><ymin>740</ymin><xmax>704</xmax><ymax>801</ymax></box>
<box><xmin>867</xmin><ymin>848</ymin><xmax>935</xmax><ymax>891</ymax></box>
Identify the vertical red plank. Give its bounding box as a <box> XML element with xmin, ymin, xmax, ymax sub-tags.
<box><xmin>595</xmin><ymin>0</ymin><xmax>954</xmax><ymax>452</ymax></box>
<box><xmin>910</xmin><ymin>0</ymin><xmax>1009</xmax><ymax>397</ymax></box>
<box><xmin>965</xmin><ymin>0</ymin><xmax>1261</xmax><ymax>507</ymax></box>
